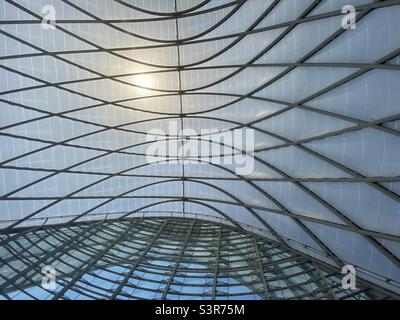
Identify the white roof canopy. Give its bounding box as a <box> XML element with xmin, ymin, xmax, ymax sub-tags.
<box><xmin>1</xmin><ymin>0</ymin><xmax>400</xmax><ymax>293</ymax></box>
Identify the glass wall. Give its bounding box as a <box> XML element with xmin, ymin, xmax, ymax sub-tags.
<box><xmin>0</xmin><ymin>218</ymin><xmax>392</xmax><ymax>300</ymax></box>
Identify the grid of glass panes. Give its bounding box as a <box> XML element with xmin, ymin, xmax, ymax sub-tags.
<box><xmin>0</xmin><ymin>217</ymin><xmax>393</xmax><ymax>300</ymax></box>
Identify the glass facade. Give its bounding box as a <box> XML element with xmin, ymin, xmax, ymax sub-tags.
<box><xmin>0</xmin><ymin>0</ymin><xmax>400</xmax><ymax>299</ymax></box>
<box><xmin>0</xmin><ymin>217</ymin><xmax>392</xmax><ymax>300</ymax></box>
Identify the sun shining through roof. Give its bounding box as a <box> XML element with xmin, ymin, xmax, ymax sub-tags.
<box><xmin>133</xmin><ymin>73</ymin><xmax>154</xmax><ymax>88</ymax></box>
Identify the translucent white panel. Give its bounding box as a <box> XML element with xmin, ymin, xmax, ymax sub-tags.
<box><xmin>0</xmin><ymin>1</ymin><xmax>37</xmax><ymax>20</ymax></box>
<box><xmin>115</xmin><ymin>19</ymin><xmax>177</xmax><ymax>42</ymax></box>
<box><xmin>378</xmin><ymin>239</ymin><xmax>400</xmax><ymax>260</ymax></box>
<box><xmin>185</xmin><ymin>200</ymin><xmax>232</xmax><ymax>221</ymax></box>
<box><xmin>305</xmin><ymin>128</ymin><xmax>400</xmax><ymax>177</ymax></box>
<box><xmin>258</xmin><ymin>0</ymin><xmax>315</xmax><ymax>27</ymax></box>
<box><xmin>3</xmin><ymin>56</ymin><xmax>96</xmax><ymax>83</ymax></box>
<box><xmin>121</xmin><ymin>117</ymin><xmax>180</xmax><ymax>135</ymax></box>
<box><xmin>309</xmin><ymin>0</ymin><xmax>373</xmax><ymax>16</ymax></box>
<box><xmin>304</xmin><ymin>182</ymin><xmax>400</xmax><ymax>236</ymax></box>
<box><xmin>0</xmin><ymin>102</ymin><xmax>43</xmax><ymax>128</ymax></box>
<box><xmin>304</xmin><ymin>221</ymin><xmax>400</xmax><ymax>282</ymax></box>
<box><xmin>0</xmin><ymin>68</ymin><xmax>41</xmax><ymax>92</ymax></box>
<box><xmin>118</xmin><ymin>95</ymin><xmax>180</xmax><ymax>114</ymax></box>
<box><xmin>68</xmin><ymin>105</ymin><xmax>162</xmax><ymax>127</ymax></box>
<box><xmin>126</xmin><ymin>161</ymin><xmax>183</xmax><ymax>176</ymax></box>
<box><xmin>9</xmin><ymin>145</ymin><xmax>104</xmax><ymax>170</ymax></box>
<box><xmin>129</xmin><ymin>137</ymin><xmax>236</xmax><ymax>158</ymax></box>
<box><xmin>180</xmin><ymin>38</ymin><xmax>235</xmax><ymax>66</ymax></box>
<box><xmin>60</xmin><ymin>23</ymin><xmax>159</xmax><ymax>48</ymax></box>
<box><xmin>256</xmin><ymin>67</ymin><xmax>356</xmax><ymax>103</ymax></box>
<box><xmin>127</xmin><ymin>210</ymin><xmax>185</xmax><ymax>221</ymax></box>
<box><xmin>381</xmin><ymin>182</ymin><xmax>400</xmax><ymax>197</ymax></box>
<box><xmin>16</xmin><ymin>0</ymin><xmax>93</xmax><ymax>19</ymax></box>
<box><xmin>3</xmin><ymin>116</ymin><xmax>100</xmax><ymax>142</ymax></box>
<box><xmin>73</xmin><ymin>129</ymin><xmax>148</xmax><ymax>150</ymax></box>
<box><xmin>183</xmin><ymin>117</ymin><xmax>236</xmax><ymax>132</ymax></box>
<box><xmin>0</xmin><ymin>33</ymin><xmax>38</xmax><ymax>56</ymax></box>
<box><xmin>197</xmin><ymin>67</ymin><xmax>286</xmax><ymax>95</ymax></box>
<box><xmin>184</xmin><ymin>180</ymin><xmax>237</xmax><ymax>203</ymax></box>
<box><xmin>388</xmin><ymin>55</ymin><xmax>400</xmax><ymax>65</ymax></box>
<box><xmin>216</xmin><ymin>156</ymin><xmax>283</xmax><ymax>179</ymax></box>
<box><xmin>240</xmin><ymin>223</ymin><xmax>278</xmax><ymax>243</ymax></box>
<box><xmin>257</xmin><ymin>16</ymin><xmax>341</xmax><ymax>63</ymax></box>
<box><xmin>200</xmin><ymin>98</ymin><xmax>286</xmax><ymax>125</ymax></box>
<box><xmin>132</xmin><ymin>201</ymin><xmax>184</xmax><ymax>216</ymax></box>
<box><xmin>385</xmin><ymin>120</ymin><xmax>400</xmax><ymax>132</ymax></box>
<box><xmin>254</xmin><ymin>108</ymin><xmax>353</xmax><ymax>141</ymax></box>
<box><xmin>197</xmin><ymin>0</ymin><xmax>273</xmax><ymax>40</ymax></box>
<box><xmin>0</xmin><ymin>24</ymin><xmax>94</xmax><ymax>52</ymax></box>
<box><xmin>200</xmin><ymin>28</ymin><xmax>286</xmax><ymax>67</ymax></box>
<box><xmin>13</xmin><ymin>173</ymin><xmax>103</xmax><ymax>197</ymax></box>
<box><xmin>76</xmin><ymin>176</ymin><xmax>166</xmax><ymax>197</ymax></box>
<box><xmin>0</xmin><ymin>168</ymin><xmax>50</xmax><ymax>196</ymax></box>
<box><xmin>54</xmin><ymin>211</ymin><xmax>125</xmax><ymax>225</ymax></box>
<box><xmin>286</xmin><ymin>241</ymin><xmax>338</xmax><ymax>268</ymax></box>
<box><xmin>181</xmin><ymin>68</ymin><xmax>238</xmax><ymax>91</ymax></box>
<box><xmin>34</xmin><ymin>199</ymin><xmax>106</xmax><ymax>221</ymax></box>
<box><xmin>255</xmin><ymin>131</ymin><xmax>285</xmax><ymax>150</ymax></box>
<box><xmin>87</xmin><ymin>197</ymin><xmax>174</xmax><ymax>216</ymax></box>
<box><xmin>118</xmin><ymin>46</ymin><xmax>178</xmax><ymax>68</ymax></box>
<box><xmin>178</xmin><ymin>6</ymin><xmax>232</xmax><ymax>39</ymax></box>
<box><xmin>254</xmin><ymin>181</ymin><xmax>344</xmax><ymax>224</ymax></box>
<box><xmin>119</xmin><ymin>72</ymin><xmax>179</xmax><ymax>91</ymax></box>
<box><xmin>200</xmin><ymin>179</ymin><xmax>280</xmax><ymax>210</ymax></box>
<box><xmin>196</xmin><ymin>200</ymin><xmax>269</xmax><ymax>232</ymax></box>
<box><xmin>1</xmin><ymin>87</ymin><xmax>99</xmax><ymax>113</ymax></box>
<box><xmin>63</xmin><ymin>78</ymin><xmax>169</xmax><ymax>102</ymax></box>
<box><xmin>186</xmin><ymin>130</ymin><xmax>283</xmax><ymax>151</ymax></box>
<box><xmin>178</xmin><ymin>0</ymin><xmax>207</xmax><ymax>12</ymax></box>
<box><xmin>0</xmin><ymin>200</ymin><xmax>53</xmax><ymax>228</ymax></box>
<box><xmin>60</xmin><ymin>52</ymin><xmax>157</xmax><ymax>76</ymax></box>
<box><xmin>257</xmin><ymin>146</ymin><xmax>350</xmax><ymax>178</ymax></box>
<box><xmin>123</xmin><ymin>140</ymin><xmax>170</xmax><ymax>156</ymax></box>
<box><xmin>128</xmin><ymin>180</ymin><xmax>182</xmax><ymax>198</ymax></box>
<box><xmin>308</xmin><ymin>6</ymin><xmax>400</xmax><ymax>63</ymax></box>
<box><xmin>73</xmin><ymin>153</ymin><xmax>148</xmax><ymax>174</ymax></box>
<box><xmin>0</xmin><ymin>135</ymin><xmax>48</xmax><ymax>163</ymax></box>
<box><xmin>255</xmin><ymin>209</ymin><xmax>323</xmax><ymax>252</ymax></box>
<box><xmin>182</xmin><ymin>94</ymin><xmax>236</xmax><ymax>114</ymax></box>
<box><xmin>189</xmin><ymin>134</ymin><xmax>241</xmax><ymax>151</ymax></box>
<box><xmin>183</xmin><ymin>162</ymin><xmax>236</xmax><ymax>179</ymax></box>
<box><xmin>67</xmin><ymin>0</ymin><xmax>172</xmax><ymax>19</ymax></box>
<box><xmin>307</xmin><ymin>70</ymin><xmax>400</xmax><ymax>121</ymax></box>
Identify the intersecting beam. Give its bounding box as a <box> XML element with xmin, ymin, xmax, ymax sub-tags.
<box><xmin>0</xmin><ymin>222</ymin><xmax>104</xmax><ymax>292</ymax></box>
<box><xmin>211</xmin><ymin>225</ymin><xmax>223</xmax><ymax>300</ymax></box>
<box><xmin>110</xmin><ymin>220</ymin><xmax>169</xmax><ymax>299</ymax></box>
<box><xmin>161</xmin><ymin>220</ymin><xmax>196</xmax><ymax>299</ymax></box>
<box><xmin>253</xmin><ymin>236</ymin><xmax>271</xmax><ymax>300</ymax></box>
<box><xmin>310</xmin><ymin>258</ymin><xmax>337</xmax><ymax>300</ymax></box>
<box><xmin>51</xmin><ymin>219</ymin><xmax>138</xmax><ymax>300</ymax></box>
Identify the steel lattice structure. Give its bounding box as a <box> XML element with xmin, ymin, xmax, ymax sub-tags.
<box><xmin>0</xmin><ymin>217</ymin><xmax>395</xmax><ymax>300</ymax></box>
<box><xmin>1</xmin><ymin>0</ymin><xmax>400</xmax><ymax>298</ymax></box>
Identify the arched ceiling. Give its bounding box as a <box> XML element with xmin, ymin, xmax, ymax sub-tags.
<box><xmin>1</xmin><ymin>0</ymin><xmax>400</xmax><ymax>293</ymax></box>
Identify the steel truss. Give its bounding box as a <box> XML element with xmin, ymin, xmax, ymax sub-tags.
<box><xmin>0</xmin><ymin>217</ymin><xmax>397</xmax><ymax>300</ymax></box>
